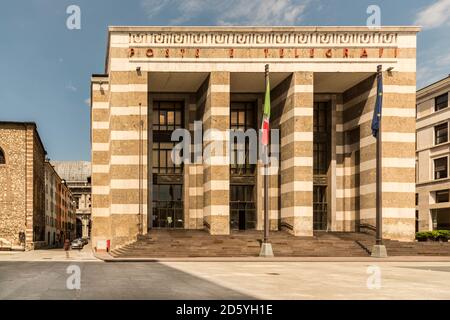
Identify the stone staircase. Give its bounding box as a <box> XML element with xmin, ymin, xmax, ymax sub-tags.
<box><xmin>359</xmin><ymin>238</ymin><xmax>450</xmax><ymax>256</ymax></box>
<box><xmin>110</xmin><ymin>230</ymin><xmax>362</xmax><ymax>258</ymax></box>
<box><xmin>110</xmin><ymin>229</ymin><xmax>450</xmax><ymax>258</ymax></box>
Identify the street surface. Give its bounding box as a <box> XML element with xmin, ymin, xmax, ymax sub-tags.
<box><xmin>0</xmin><ymin>247</ymin><xmax>449</xmax><ymax>299</ymax></box>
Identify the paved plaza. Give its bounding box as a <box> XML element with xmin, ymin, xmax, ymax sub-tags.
<box><xmin>0</xmin><ymin>251</ymin><xmax>449</xmax><ymax>299</ymax></box>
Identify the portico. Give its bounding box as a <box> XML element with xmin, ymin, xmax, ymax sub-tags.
<box><xmin>91</xmin><ymin>26</ymin><xmax>418</xmax><ymax>250</ymax></box>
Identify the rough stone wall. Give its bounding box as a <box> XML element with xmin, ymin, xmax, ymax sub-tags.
<box><xmin>0</xmin><ymin>125</ymin><xmax>27</xmax><ymax>247</ymax></box>
<box><xmin>32</xmin><ymin>129</ymin><xmax>46</xmax><ymax>243</ymax></box>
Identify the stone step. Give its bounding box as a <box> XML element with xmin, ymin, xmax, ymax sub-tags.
<box><xmin>111</xmin><ymin>230</ymin><xmax>450</xmax><ymax>258</ymax></box>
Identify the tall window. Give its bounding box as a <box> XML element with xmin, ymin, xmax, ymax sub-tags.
<box><xmin>230</xmin><ymin>102</ymin><xmax>256</xmax><ymax>176</ymax></box>
<box><xmin>435</xmin><ymin>122</ymin><xmax>448</xmax><ymax>145</ymax></box>
<box><xmin>152</xmin><ymin>101</ymin><xmax>184</xmax><ymax>174</ymax></box>
<box><xmin>229</xmin><ymin>101</ymin><xmax>257</xmax><ymax>231</ymax></box>
<box><xmin>313</xmin><ymin>101</ymin><xmax>331</xmax><ymax>231</ymax></box>
<box><xmin>152</xmin><ymin>101</ymin><xmax>184</xmax><ymax>229</ymax></box>
<box><xmin>434</xmin><ymin>157</ymin><xmax>448</xmax><ymax>180</ymax></box>
<box><xmin>0</xmin><ymin>147</ymin><xmax>5</xmax><ymax>164</ymax></box>
<box><xmin>435</xmin><ymin>93</ymin><xmax>448</xmax><ymax>112</ymax></box>
<box><xmin>313</xmin><ymin>102</ymin><xmax>331</xmax><ymax>175</ymax></box>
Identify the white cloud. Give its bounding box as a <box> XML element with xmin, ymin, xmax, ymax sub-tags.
<box><xmin>417</xmin><ymin>49</ymin><xmax>450</xmax><ymax>88</ymax></box>
<box><xmin>66</xmin><ymin>84</ymin><xmax>77</xmax><ymax>92</ymax></box>
<box><xmin>414</xmin><ymin>0</ymin><xmax>450</xmax><ymax>29</ymax></box>
<box><xmin>84</xmin><ymin>98</ymin><xmax>91</xmax><ymax>106</ymax></box>
<box><xmin>140</xmin><ymin>0</ymin><xmax>311</xmax><ymax>25</ymax></box>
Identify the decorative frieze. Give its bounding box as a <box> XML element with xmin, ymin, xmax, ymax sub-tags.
<box><xmin>128</xmin><ymin>31</ymin><xmax>398</xmax><ymax>47</ymax></box>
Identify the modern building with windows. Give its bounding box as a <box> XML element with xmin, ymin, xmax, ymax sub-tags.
<box><xmin>416</xmin><ymin>75</ymin><xmax>450</xmax><ymax>231</ymax></box>
<box><xmin>90</xmin><ymin>26</ymin><xmax>419</xmax><ymax>250</ymax></box>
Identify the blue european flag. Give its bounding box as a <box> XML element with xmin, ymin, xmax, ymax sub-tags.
<box><xmin>371</xmin><ymin>65</ymin><xmax>383</xmax><ymax>138</ymax></box>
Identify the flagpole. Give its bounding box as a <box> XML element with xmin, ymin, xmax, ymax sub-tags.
<box><xmin>264</xmin><ymin>64</ymin><xmax>269</xmax><ymax>245</ymax></box>
<box><xmin>375</xmin><ymin>66</ymin><xmax>382</xmax><ymax>246</ymax></box>
<box><xmin>260</xmin><ymin>64</ymin><xmax>274</xmax><ymax>257</ymax></box>
<box><xmin>372</xmin><ymin>64</ymin><xmax>387</xmax><ymax>258</ymax></box>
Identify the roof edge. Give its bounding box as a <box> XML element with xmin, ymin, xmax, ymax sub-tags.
<box><xmin>107</xmin><ymin>25</ymin><xmax>421</xmax><ymax>33</ymax></box>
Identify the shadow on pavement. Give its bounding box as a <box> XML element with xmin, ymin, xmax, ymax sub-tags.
<box><xmin>0</xmin><ymin>261</ymin><xmax>255</xmax><ymax>300</ymax></box>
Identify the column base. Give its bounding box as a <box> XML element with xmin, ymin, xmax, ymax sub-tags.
<box><xmin>371</xmin><ymin>244</ymin><xmax>388</xmax><ymax>258</ymax></box>
<box><xmin>259</xmin><ymin>242</ymin><xmax>274</xmax><ymax>257</ymax></box>
<box><xmin>205</xmin><ymin>216</ymin><xmax>230</xmax><ymax>235</ymax></box>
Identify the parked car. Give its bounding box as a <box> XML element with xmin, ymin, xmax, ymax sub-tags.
<box><xmin>80</xmin><ymin>238</ymin><xmax>88</xmax><ymax>245</ymax></box>
<box><xmin>71</xmin><ymin>239</ymin><xmax>84</xmax><ymax>250</ymax></box>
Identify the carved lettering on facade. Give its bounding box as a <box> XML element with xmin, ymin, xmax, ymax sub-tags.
<box><xmin>343</xmin><ymin>48</ymin><xmax>349</xmax><ymax>58</ymax></box>
<box><xmin>127</xmin><ymin>47</ymin><xmax>402</xmax><ymax>60</ymax></box>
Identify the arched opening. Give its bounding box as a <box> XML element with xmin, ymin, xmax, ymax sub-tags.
<box><xmin>0</xmin><ymin>147</ymin><xmax>5</xmax><ymax>164</ymax></box>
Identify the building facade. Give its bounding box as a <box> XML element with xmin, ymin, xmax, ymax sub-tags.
<box><xmin>416</xmin><ymin>75</ymin><xmax>450</xmax><ymax>231</ymax></box>
<box><xmin>53</xmin><ymin>161</ymin><xmax>92</xmax><ymax>239</ymax></box>
<box><xmin>0</xmin><ymin>122</ymin><xmax>46</xmax><ymax>250</ymax></box>
<box><xmin>44</xmin><ymin>160</ymin><xmax>57</xmax><ymax>247</ymax></box>
<box><xmin>56</xmin><ymin>179</ymin><xmax>76</xmax><ymax>245</ymax></box>
<box><xmin>90</xmin><ymin>26</ymin><xmax>419</xmax><ymax>250</ymax></box>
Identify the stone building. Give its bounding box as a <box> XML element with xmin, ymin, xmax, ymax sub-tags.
<box><xmin>416</xmin><ymin>75</ymin><xmax>450</xmax><ymax>231</ymax></box>
<box><xmin>0</xmin><ymin>122</ymin><xmax>46</xmax><ymax>250</ymax></box>
<box><xmin>52</xmin><ymin>161</ymin><xmax>91</xmax><ymax>239</ymax></box>
<box><xmin>44</xmin><ymin>160</ymin><xmax>57</xmax><ymax>247</ymax></box>
<box><xmin>57</xmin><ymin>179</ymin><xmax>76</xmax><ymax>244</ymax></box>
<box><xmin>90</xmin><ymin>26</ymin><xmax>419</xmax><ymax>250</ymax></box>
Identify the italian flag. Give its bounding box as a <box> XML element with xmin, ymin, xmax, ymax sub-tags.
<box><xmin>261</xmin><ymin>76</ymin><xmax>271</xmax><ymax>146</ymax></box>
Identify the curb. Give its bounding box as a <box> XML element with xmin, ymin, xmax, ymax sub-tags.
<box><xmin>96</xmin><ymin>256</ymin><xmax>450</xmax><ymax>263</ymax></box>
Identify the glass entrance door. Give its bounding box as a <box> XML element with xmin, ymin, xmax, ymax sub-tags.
<box><xmin>230</xmin><ymin>185</ymin><xmax>256</xmax><ymax>230</ymax></box>
<box><xmin>152</xmin><ymin>184</ymin><xmax>183</xmax><ymax>229</ymax></box>
<box><xmin>313</xmin><ymin>185</ymin><xmax>327</xmax><ymax>230</ymax></box>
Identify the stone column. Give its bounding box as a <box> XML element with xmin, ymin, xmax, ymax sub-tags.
<box><xmin>202</xmin><ymin>72</ymin><xmax>230</xmax><ymax>235</ymax></box>
<box><xmin>276</xmin><ymin>72</ymin><xmax>314</xmax><ymax>236</ymax></box>
<box><xmin>342</xmin><ymin>72</ymin><xmax>416</xmax><ymax>241</ymax></box>
<box><xmin>90</xmin><ymin>76</ymin><xmax>111</xmax><ymax>250</ymax></box>
<box><xmin>187</xmin><ymin>94</ymin><xmax>204</xmax><ymax>229</ymax></box>
<box><xmin>82</xmin><ymin>216</ymin><xmax>89</xmax><ymax>238</ymax></box>
<box><xmin>378</xmin><ymin>71</ymin><xmax>416</xmax><ymax>240</ymax></box>
<box><xmin>108</xmin><ymin>70</ymin><xmax>148</xmax><ymax>248</ymax></box>
<box><xmin>328</xmin><ymin>95</ymin><xmax>338</xmax><ymax>231</ymax></box>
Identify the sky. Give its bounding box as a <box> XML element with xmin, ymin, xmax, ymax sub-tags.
<box><xmin>0</xmin><ymin>0</ymin><xmax>449</xmax><ymax>161</ymax></box>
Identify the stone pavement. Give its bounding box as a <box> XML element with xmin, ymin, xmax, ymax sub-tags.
<box><xmin>0</xmin><ymin>243</ymin><xmax>98</xmax><ymax>262</ymax></box>
<box><xmin>0</xmin><ymin>260</ymin><xmax>450</xmax><ymax>299</ymax></box>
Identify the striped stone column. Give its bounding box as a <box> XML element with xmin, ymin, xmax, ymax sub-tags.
<box><xmin>342</xmin><ymin>72</ymin><xmax>416</xmax><ymax>241</ymax></box>
<box><xmin>109</xmin><ymin>71</ymin><xmax>148</xmax><ymax>248</ymax></box>
<box><xmin>379</xmin><ymin>71</ymin><xmax>416</xmax><ymax>240</ymax></box>
<box><xmin>335</xmin><ymin>98</ymin><xmax>344</xmax><ymax>232</ymax></box>
<box><xmin>201</xmin><ymin>72</ymin><xmax>230</xmax><ymax>235</ymax></box>
<box><xmin>91</xmin><ymin>76</ymin><xmax>111</xmax><ymax>248</ymax></box>
<box><xmin>335</xmin><ymin>89</ymin><xmax>362</xmax><ymax>232</ymax></box>
<box><xmin>185</xmin><ymin>95</ymin><xmax>204</xmax><ymax>229</ymax></box>
<box><xmin>275</xmin><ymin>72</ymin><xmax>314</xmax><ymax>236</ymax></box>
